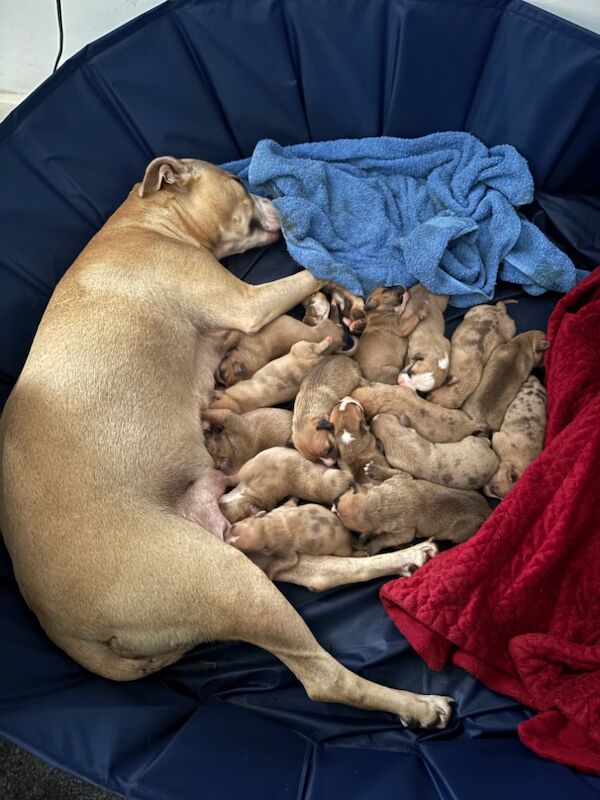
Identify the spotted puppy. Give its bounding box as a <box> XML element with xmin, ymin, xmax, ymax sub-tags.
<box><xmin>352</xmin><ymin>383</ymin><xmax>488</xmax><ymax>443</ymax></box>
<box><xmin>226</xmin><ymin>501</ymin><xmax>356</xmax><ymax>579</ymax></box>
<box><xmin>218</xmin><ymin>315</ymin><xmax>343</xmax><ymax>386</ymax></box>
<box><xmin>293</xmin><ymin>355</ymin><xmax>363</xmax><ymax>465</ymax></box>
<box><xmin>210</xmin><ymin>337</ymin><xmax>335</xmax><ymax>413</ymax></box>
<box><xmin>428</xmin><ymin>300</ymin><xmax>517</xmax><ymax>408</ymax></box>
<box><xmin>398</xmin><ymin>288</ymin><xmax>450</xmax><ymax>392</ymax></box>
<box><xmin>336</xmin><ymin>473</ymin><xmax>491</xmax><ymax>554</ymax></box>
<box><xmin>219</xmin><ymin>447</ymin><xmax>353</xmax><ymax>522</ymax></box>
<box><xmin>461</xmin><ymin>330</ymin><xmax>548</xmax><ymax>431</ymax></box>
<box><xmin>354</xmin><ymin>285</ymin><xmax>429</xmax><ymax>383</ymax></box>
<box><xmin>202</xmin><ymin>407</ymin><xmax>293</xmax><ymax>474</ymax></box>
<box><xmin>484</xmin><ymin>375</ymin><xmax>547</xmax><ymax>498</ymax></box>
<box><xmin>369</xmin><ymin>413</ymin><xmax>498</xmax><ymax>490</ymax></box>
<box><xmin>329</xmin><ymin>397</ymin><xmax>390</xmax><ymax>483</ymax></box>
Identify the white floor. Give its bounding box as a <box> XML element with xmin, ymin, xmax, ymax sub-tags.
<box><xmin>0</xmin><ymin>91</ymin><xmax>26</xmax><ymax>123</ymax></box>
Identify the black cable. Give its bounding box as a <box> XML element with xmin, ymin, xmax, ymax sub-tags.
<box><xmin>52</xmin><ymin>0</ymin><xmax>64</xmax><ymax>73</ymax></box>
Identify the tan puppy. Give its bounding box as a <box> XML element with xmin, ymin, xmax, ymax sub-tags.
<box><xmin>484</xmin><ymin>375</ymin><xmax>547</xmax><ymax>498</ymax></box>
<box><xmin>219</xmin><ymin>447</ymin><xmax>353</xmax><ymax>523</ymax></box>
<box><xmin>354</xmin><ymin>285</ymin><xmax>430</xmax><ymax>383</ymax></box>
<box><xmin>226</xmin><ymin>502</ymin><xmax>356</xmax><ymax>579</ymax></box>
<box><xmin>370</xmin><ymin>413</ymin><xmax>499</xmax><ymax>490</ymax></box>
<box><xmin>428</xmin><ymin>301</ymin><xmax>517</xmax><ymax>408</ymax></box>
<box><xmin>461</xmin><ymin>330</ymin><xmax>549</xmax><ymax>430</ymax></box>
<box><xmin>202</xmin><ymin>407</ymin><xmax>293</xmax><ymax>474</ymax></box>
<box><xmin>302</xmin><ymin>291</ymin><xmax>331</xmax><ymax>325</ymax></box>
<box><xmin>337</xmin><ymin>474</ymin><xmax>491</xmax><ymax>554</ymax></box>
<box><xmin>352</xmin><ymin>383</ymin><xmax>488</xmax><ymax>442</ymax></box>
<box><xmin>0</xmin><ymin>156</ymin><xmax>453</xmax><ymax>728</ymax></box>
<box><xmin>292</xmin><ymin>356</ymin><xmax>363</xmax><ymax>465</ymax></box>
<box><xmin>218</xmin><ymin>315</ymin><xmax>343</xmax><ymax>386</ymax></box>
<box><xmin>398</xmin><ymin>290</ymin><xmax>450</xmax><ymax>392</ymax></box>
<box><xmin>329</xmin><ymin>397</ymin><xmax>390</xmax><ymax>482</ymax></box>
<box><xmin>209</xmin><ymin>337</ymin><xmax>335</xmax><ymax>413</ymax></box>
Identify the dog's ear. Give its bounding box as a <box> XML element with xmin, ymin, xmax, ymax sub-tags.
<box><xmin>316</xmin><ymin>419</ymin><xmax>334</xmax><ymax>431</ymax></box>
<box><xmin>444</xmin><ymin>375</ymin><xmax>458</xmax><ymax>386</ymax></box>
<box><xmin>359</xmin><ymin>421</ymin><xmax>369</xmax><ymax>435</ymax></box>
<box><xmin>139</xmin><ymin>156</ymin><xmax>192</xmax><ymax>197</ymax></box>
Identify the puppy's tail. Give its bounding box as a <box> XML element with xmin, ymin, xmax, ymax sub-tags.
<box><xmin>496</xmin><ymin>298</ymin><xmax>519</xmax><ymax>309</ymax></box>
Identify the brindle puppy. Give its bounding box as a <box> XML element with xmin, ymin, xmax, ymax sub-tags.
<box><xmin>370</xmin><ymin>413</ymin><xmax>499</xmax><ymax>490</ymax></box>
<box><xmin>352</xmin><ymin>383</ymin><xmax>488</xmax><ymax>442</ymax></box>
<box><xmin>428</xmin><ymin>300</ymin><xmax>517</xmax><ymax>408</ymax></box>
<box><xmin>484</xmin><ymin>375</ymin><xmax>547</xmax><ymax>498</ymax></box>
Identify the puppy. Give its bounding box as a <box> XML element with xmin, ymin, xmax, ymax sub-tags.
<box><xmin>398</xmin><ymin>291</ymin><xmax>450</xmax><ymax>392</ymax></box>
<box><xmin>354</xmin><ymin>285</ymin><xmax>429</xmax><ymax>383</ymax></box>
<box><xmin>218</xmin><ymin>315</ymin><xmax>343</xmax><ymax>386</ymax></box>
<box><xmin>210</xmin><ymin>337</ymin><xmax>335</xmax><ymax>413</ymax></box>
<box><xmin>352</xmin><ymin>383</ymin><xmax>488</xmax><ymax>443</ymax></box>
<box><xmin>302</xmin><ymin>291</ymin><xmax>331</xmax><ymax>326</ymax></box>
<box><xmin>219</xmin><ymin>447</ymin><xmax>353</xmax><ymax>522</ymax></box>
<box><xmin>292</xmin><ymin>356</ymin><xmax>363</xmax><ymax>465</ymax></box>
<box><xmin>202</xmin><ymin>407</ymin><xmax>293</xmax><ymax>474</ymax></box>
<box><xmin>369</xmin><ymin>413</ymin><xmax>499</xmax><ymax>490</ymax></box>
<box><xmin>226</xmin><ymin>502</ymin><xmax>356</xmax><ymax>579</ymax></box>
<box><xmin>484</xmin><ymin>376</ymin><xmax>547</xmax><ymax>498</ymax></box>
<box><xmin>336</xmin><ymin>474</ymin><xmax>491</xmax><ymax>554</ymax></box>
<box><xmin>329</xmin><ymin>397</ymin><xmax>390</xmax><ymax>482</ymax></box>
<box><xmin>461</xmin><ymin>330</ymin><xmax>549</xmax><ymax>430</ymax></box>
<box><xmin>428</xmin><ymin>300</ymin><xmax>517</xmax><ymax>408</ymax></box>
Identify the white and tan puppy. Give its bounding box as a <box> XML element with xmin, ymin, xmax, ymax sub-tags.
<box><xmin>398</xmin><ymin>288</ymin><xmax>450</xmax><ymax>392</ymax></box>
<box><xmin>370</xmin><ymin>413</ymin><xmax>498</xmax><ymax>490</ymax></box>
<box><xmin>0</xmin><ymin>156</ymin><xmax>452</xmax><ymax>727</ymax></box>
<box><xmin>484</xmin><ymin>375</ymin><xmax>547</xmax><ymax>498</ymax></box>
<box><xmin>428</xmin><ymin>301</ymin><xmax>517</xmax><ymax>408</ymax></box>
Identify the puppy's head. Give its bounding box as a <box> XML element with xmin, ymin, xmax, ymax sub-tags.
<box><xmin>225</xmin><ymin>513</ymin><xmax>268</xmax><ymax>553</ymax></box>
<box><xmin>364</xmin><ymin>285</ymin><xmax>408</xmax><ymax>313</ymax></box>
<box><xmin>330</xmin><ymin>397</ymin><xmax>370</xmax><ymax>444</ymax></box>
<box><xmin>203</xmin><ymin>409</ymin><xmax>238</xmax><ymax>474</ymax></box>
<box><xmin>483</xmin><ymin>462</ymin><xmax>519</xmax><ymax>499</ymax></box>
<box><xmin>219</xmin><ymin>484</ymin><xmax>264</xmax><ymax>523</ymax></box>
<box><xmin>138</xmin><ymin>157</ymin><xmax>280</xmax><ymax>257</ymax></box>
<box><xmin>295</xmin><ymin>418</ymin><xmax>338</xmax><ymax>466</ymax></box>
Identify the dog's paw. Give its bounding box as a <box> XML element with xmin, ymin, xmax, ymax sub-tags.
<box><xmin>396</xmin><ymin>540</ymin><xmax>438</xmax><ymax>576</ymax></box>
<box><xmin>399</xmin><ymin>695</ymin><xmax>454</xmax><ymax>730</ymax></box>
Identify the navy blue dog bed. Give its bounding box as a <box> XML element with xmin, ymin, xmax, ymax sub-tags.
<box><xmin>1</xmin><ymin>1</ymin><xmax>600</xmax><ymax>798</ymax></box>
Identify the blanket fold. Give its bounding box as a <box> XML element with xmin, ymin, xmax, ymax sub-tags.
<box><xmin>380</xmin><ymin>269</ymin><xmax>600</xmax><ymax>774</ymax></box>
<box><xmin>223</xmin><ymin>133</ymin><xmax>582</xmax><ymax>306</ymax></box>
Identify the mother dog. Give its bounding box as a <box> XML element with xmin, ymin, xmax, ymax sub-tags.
<box><xmin>0</xmin><ymin>157</ymin><xmax>451</xmax><ymax>729</ymax></box>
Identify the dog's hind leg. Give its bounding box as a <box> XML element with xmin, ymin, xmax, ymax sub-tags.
<box><xmin>271</xmin><ymin>540</ymin><xmax>437</xmax><ymax>590</ymax></box>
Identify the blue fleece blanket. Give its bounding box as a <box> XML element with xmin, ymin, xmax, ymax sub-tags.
<box><xmin>222</xmin><ymin>134</ymin><xmax>583</xmax><ymax>307</ymax></box>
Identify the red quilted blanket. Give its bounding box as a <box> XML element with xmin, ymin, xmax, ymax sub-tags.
<box><xmin>381</xmin><ymin>269</ymin><xmax>600</xmax><ymax>774</ymax></box>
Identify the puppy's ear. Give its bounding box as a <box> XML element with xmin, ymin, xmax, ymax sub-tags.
<box><xmin>139</xmin><ymin>156</ymin><xmax>192</xmax><ymax>197</ymax></box>
<box><xmin>359</xmin><ymin>421</ymin><xmax>369</xmax><ymax>435</ymax></box>
<box><xmin>536</xmin><ymin>339</ymin><xmax>550</xmax><ymax>352</ymax></box>
<box><xmin>233</xmin><ymin>362</ymin><xmax>247</xmax><ymax>378</ymax></box>
<box><xmin>364</xmin><ymin>298</ymin><xmax>379</xmax><ymax>310</ymax></box>
<box><xmin>444</xmin><ymin>375</ymin><xmax>458</xmax><ymax>386</ymax></box>
<box><xmin>316</xmin><ymin>419</ymin><xmax>334</xmax><ymax>431</ymax></box>
<box><xmin>255</xmin><ymin>510</ymin><xmax>268</xmax><ymax>518</ymax></box>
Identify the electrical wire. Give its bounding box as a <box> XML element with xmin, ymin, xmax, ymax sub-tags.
<box><xmin>52</xmin><ymin>0</ymin><xmax>64</xmax><ymax>73</ymax></box>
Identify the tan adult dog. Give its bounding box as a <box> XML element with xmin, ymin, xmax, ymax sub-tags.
<box><xmin>0</xmin><ymin>156</ymin><xmax>452</xmax><ymax>729</ymax></box>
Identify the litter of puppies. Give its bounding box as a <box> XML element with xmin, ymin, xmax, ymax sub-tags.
<box><xmin>203</xmin><ymin>283</ymin><xmax>548</xmax><ymax>567</ymax></box>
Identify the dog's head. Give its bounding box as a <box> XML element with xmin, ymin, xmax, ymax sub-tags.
<box><xmin>483</xmin><ymin>462</ymin><xmax>519</xmax><ymax>499</ymax></box>
<box><xmin>225</xmin><ymin>513</ymin><xmax>269</xmax><ymax>553</ymax></box>
<box><xmin>294</xmin><ymin>417</ymin><xmax>338</xmax><ymax>466</ymax></box>
<box><xmin>138</xmin><ymin>156</ymin><xmax>280</xmax><ymax>257</ymax></box>
<box><xmin>364</xmin><ymin>285</ymin><xmax>408</xmax><ymax>313</ymax></box>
